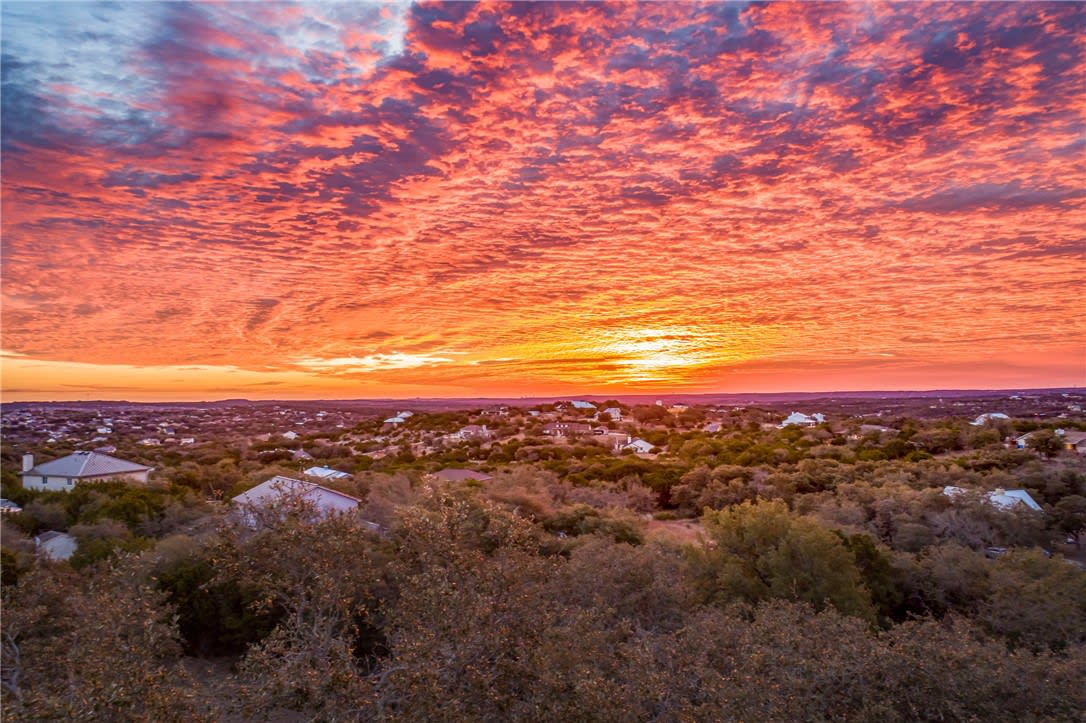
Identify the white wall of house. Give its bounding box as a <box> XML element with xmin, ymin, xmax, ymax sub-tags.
<box><xmin>22</xmin><ymin>470</ymin><xmax>150</xmax><ymax>492</ymax></box>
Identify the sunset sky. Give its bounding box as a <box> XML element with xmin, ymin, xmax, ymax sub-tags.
<box><xmin>2</xmin><ymin>1</ymin><xmax>1084</xmax><ymax>401</ymax></box>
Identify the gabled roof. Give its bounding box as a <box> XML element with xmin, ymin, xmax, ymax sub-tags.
<box><xmin>988</xmin><ymin>489</ymin><xmax>1043</xmax><ymax>512</ymax></box>
<box><xmin>431</xmin><ymin>468</ymin><xmax>493</xmax><ymax>483</ymax></box>
<box><xmin>36</xmin><ymin>530</ymin><xmax>74</xmax><ymax>544</ymax></box>
<box><xmin>781</xmin><ymin>411</ymin><xmax>825</xmax><ymax>425</ymax></box>
<box><xmin>232</xmin><ymin>475</ymin><xmax>360</xmax><ymax>511</ymax></box>
<box><xmin>25</xmin><ymin>451</ymin><xmax>151</xmax><ymax>478</ymax></box>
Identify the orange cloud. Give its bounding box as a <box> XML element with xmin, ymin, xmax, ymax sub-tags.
<box><xmin>2</xmin><ymin>2</ymin><xmax>1083</xmax><ymax>401</ymax></box>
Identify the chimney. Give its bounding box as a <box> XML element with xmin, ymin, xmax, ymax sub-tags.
<box><xmin>22</xmin><ymin>454</ymin><xmax>34</xmax><ymax>472</ymax></box>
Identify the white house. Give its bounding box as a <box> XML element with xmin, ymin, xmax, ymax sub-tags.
<box><xmin>602</xmin><ymin>407</ymin><xmax>623</xmax><ymax>421</ymax></box>
<box><xmin>383</xmin><ymin>416</ymin><xmax>406</xmax><ymax>425</ymax></box>
<box><xmin>303</xmin><ymin>465</ymin><xmax>353</xmax><ymax>481</ymax></box>
<box><xmin>21</xmin><ymin>451</ymin><xmax>152</xmax><ymax>492</ymax></box>
<box><xmin>971</xmin><ymin>413</ymin><xmax>1010</xmax><ymax>426</ymax></box>
<box><xmin>570</xmin><ymin>400</ymin><xmax>597</xmax><ymax>410</ymax></box>
<box><xmin>624</xmin><ymin>439</ymin><xmax>656</xmax><ymax>454</ymax></box>
<box><xmin>232</xmin><ymin>475</ymin><xmax>368</xmax><ymax>524</ymax></box>
<box><xmin>36</xmin><ymin>531</ymin><xmax>77</xmax><ymax>561</ymax></box>
<box><xmin>779</xmin><ymin>412</ymin><xmax>825</xmax><ymax>428</ymax></box>
<box><xmin>282</xmin><ymin>431</ymin><xmax>299</xmax><ymax>440</ymax></box>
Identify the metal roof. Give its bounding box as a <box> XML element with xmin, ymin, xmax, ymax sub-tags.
<box><xmin>431</xmin><ymin>468</ymin><xmax>493</xmax><ymax>482</ymax></box>
<box><xmin>303</xmin><ymin>466</ymin><xmax>352</xmax><ymax>480</ymax></box>
<box><xmin>36</xmin><ymin>530</ymin><xmax>73</xmax><ymax>543</ymax></box>
<box><xmin>25</xmin><ymin>451</ymin><xmax>151</xmax><ymax>478</ymax></box>
<box><xmin>232</xmin><ymin>475</ymin><xmax>360</xmax><ymax>509</ymax></box>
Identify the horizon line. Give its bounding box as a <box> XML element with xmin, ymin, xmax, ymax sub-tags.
<box><xmin>3</xmin><ymin>385</ymin><xmax>1082</xmax><ymax>406</ymax></box>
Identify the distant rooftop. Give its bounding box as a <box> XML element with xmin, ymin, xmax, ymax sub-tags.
<box><xmin>303</xmin><ymin>466</ymin><xmax>352</xmax><ymax>480</ymax></box>
<box><xmin>430</xmin><ymin>468</ymin><xmax>493</xmax><ymax>483</ymax></box>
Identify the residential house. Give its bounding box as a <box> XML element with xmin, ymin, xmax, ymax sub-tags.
<box><xmin>542</xmin><ymin>422</ymin><xmax>593</xmax><ymax>436</ymax></box>
<box><xmin>779</xmin><ymin>412</ymin><xmax>825</xmax><ymax>428</ymax></box>
<box><xmin>1060</xmin><ymin>430</ymin><xmax>1086</xmax><ymax>452</ymax></box>
<box><xmin>1016</xmin><ymin>429</ymin><xmax>1086</xmax><ymax>452</ymax></box>
<box><xmin>383</xmin><ymin>416</ymin><xmax>407</xmax><ymax>425</ymax></box>
<box><xmin>455</xmin><ymin>424</ymin><xmax>493</xmax><ymax>441</ymax></box>
<box><xmin>21</xmin><ymin>451</ymin><xmax>153</xmax><ymax>492</ymax></box>
<box><xmin>971</xmin><ymin>413</ymin><xmax>1010</xmax><ymax>426</ymax></box>
<box><xmin>303</xmin><ymin>466</ymin><xmax>353</xmax><ymax>481</ymax></box>
<box><xmin>624</xmin><ymin>439</ymin><xmax>656</xmax><ymax>454</ymax></box>
<box><xmin>282</xmin><ymin>430</ymin><xmax>300</xmax><ymax>440</ymax></box>
<box><xmin>570</xmin><ymin>400</ymin><xmax>597</xmax><ymax>410</ymax></box>
<box><xmin>602</xmin><ymin>407</ymin><xmax>623</xmax><ymax>421</ymax></box>
<box><xmin>232</xmin><ymin>475</ymin><xmax>373</xmax><ymax>526</ymax></box>
<box><xmin>943</xmin><ymin>486</ymin><xmax>1043</xmax><ymax>512</ymax></box>
<box><xmin>0</xmin><ymin>499</ymin><xmax>22</xmax><ymax>514</ymax></box>
<box><xmin>36</xmin><ymin>531</ymin><xmax>77</xmax><ymax>561</ymax></box>
<box><xmin>429</xmin><ymin>468</ymin><xmax>494</xmax><ymax>483</ymax></box>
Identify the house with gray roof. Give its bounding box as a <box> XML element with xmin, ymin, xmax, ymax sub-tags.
<box><xmin>21</xmin><ymin>451</ymin><xmax>152</xmax><ymax>492</ymax></box>
<box><xmin>943</xmin><ymin>485</ymin><xmax>1043</xmax><ymax>512</ymax></box>
<box><xmin>232</xmin><ymin>475</ymin><xmax>378</xmax><ymax>529</ymax></box>
<box><xmin>429</xmin><ymin>468</ymin><xmax>493</xmax><ymax>483</ymax></box>
<box><xmin>35</xmin><ymin>531</ymin><xmax>77</xmax><ymax>561</ymax></box>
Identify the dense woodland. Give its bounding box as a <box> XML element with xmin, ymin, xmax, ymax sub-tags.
<box><xmin>2</xmin><ymin>402</ymin><xmax>1085</xmax><ymax>721</ymax></box>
